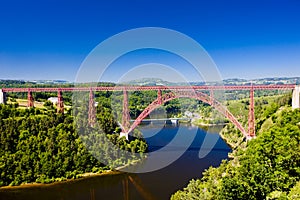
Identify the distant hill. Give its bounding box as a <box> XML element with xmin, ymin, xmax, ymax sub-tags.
<box><xmin>30</xmin><ymin>80</ymin><xmax>70</xmax><ymax>84</ymax></box>
<box><xmin>1</xmin><ymin>77</ymin><xmax>299</xmax><ymax>87</ymax></box>
<box><xmin>0</xmin><ymin>79</ymin><xmax>71</xmax><ymax>88</ymax></box>
<box><xmin>122</xmin><ymin>78</ymin><xmax>178</xmax><ymax>86</ymax></box>
<box><xmin>122</xmin><ymin>77</ymin><xmax>300</xmax><ymax>86</ymax></box>
<box><xmin>222</xmin><ymin>77</ymin><xmax>299</xmax><ymax>86</ymax></box>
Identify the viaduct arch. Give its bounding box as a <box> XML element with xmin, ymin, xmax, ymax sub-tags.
<box><xmin>127</xmin><ymin>90</ymin><xmax>248</xmax><ymax>137</ymax></box>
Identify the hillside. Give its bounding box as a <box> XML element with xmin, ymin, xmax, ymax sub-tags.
<box><xmin>171</xmin><ymin>95</ymin><xmax>300</xmax><ymax>199</ymax></box>
<box><xmin>0</xmin><ymin>103</ymin><xmax>147</xmax><ymax>187</ymax></box>
<box><xmin>122</xmin><ymin>77</ymin><xmax>300</xmax><ymax>86</ymax></box>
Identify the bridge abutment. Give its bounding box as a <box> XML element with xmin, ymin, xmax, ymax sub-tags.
<box><xmin>0</xmin><ymin>89</ymin><xmax>7</xmax><ymax>104</ymax></box>
<box><xmin>292</xmin><ymin>86</ymin><xmax>300</xmax><ymax>109</ymax></box>
<box><xmin>120</xmin><ymin>132</ymin><xmax>129</xmax><ymax>140</ymax></box>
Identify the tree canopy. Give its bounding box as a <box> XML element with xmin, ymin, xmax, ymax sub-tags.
<box><xmin>171</xmin><ymin>107</ymin><xmax>300</xmax><ymax>200</ymax></box>
<box><xmin>0</xmin><ymin>103</ymin><xmax>147</xmax><ymax>186</ymax></box>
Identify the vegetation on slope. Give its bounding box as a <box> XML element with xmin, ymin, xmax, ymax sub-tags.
<box><xmin>0</xmin><ymin>103</ymin><xmax>147</xmax><ymax>187</ymax></box>
<box><xmin>221</xmin><ymin>93</ymin><xmax>292</xmax><ymax>148</ymax></box>
<box><xmin>171</xmin><ymin>95</ymin><xmax>300</xmax><ymax>199</ymax></box>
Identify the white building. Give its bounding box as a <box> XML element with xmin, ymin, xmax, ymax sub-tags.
<box><xmin>48</xmin><ymin>97</ymin><xmax>58</xmax><ymax>104</ymax></box>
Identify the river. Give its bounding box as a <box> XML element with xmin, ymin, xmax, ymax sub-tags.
<box><xmin>0</xmin><ymin>124</ymin><xmax>231</xmax><ymax>200</ymax></box>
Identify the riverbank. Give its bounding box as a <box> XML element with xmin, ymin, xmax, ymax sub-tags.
<box><xmin>192</xmin><ymin>121</ymin><xmax>228</xmax><ymax>127</ymax></box>
<box><xmin>0</xmin><ymin>170</ymin><xmax>126</xmax><ymax>190</ymax></box>
<box><xmin>191</xmin><ymin>117</ymin><xmax>228</xmax><ymax>127</ymax></box>
<box><xmin>0</xmin><ymin>157</ymin><xmax>147</xmax><ymax>190</ymax></box>
<box><xmin>0</xmin><ymin>154</ymin><xmax>146</xmax><ymax>190</ymax></box>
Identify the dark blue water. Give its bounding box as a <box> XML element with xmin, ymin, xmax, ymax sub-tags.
<box><xmin>0</xmin><ymin>124</ymin><xmax>231</xmax><ymax>200</ymax></box>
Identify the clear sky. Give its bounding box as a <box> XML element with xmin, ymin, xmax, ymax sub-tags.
<box><xmin>0</xmin><ymin>0</ymin><xmax>300</xmax><ymax>82</ymax></box>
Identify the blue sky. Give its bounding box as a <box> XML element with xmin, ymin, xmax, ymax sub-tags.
<box><xmin>0</xmin><ymin>0</ymin><xmax>300</xmax><ymax>82</ymax></box>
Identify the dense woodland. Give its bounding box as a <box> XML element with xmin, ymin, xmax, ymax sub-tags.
<box><xmin>171</xmin><ymin>95</ymin><xmax>300</xmax><ymax>199</ymax></box>
<box><xmin>0</xmin><ymin>100</ymin><xmax>147</xmax><ymax>186</ymax></box>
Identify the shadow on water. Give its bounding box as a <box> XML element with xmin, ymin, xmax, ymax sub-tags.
<box><xmin>0</xmin><ymin>173</ymin><xmax>155</xmax><ymax>200</ymax></box>
<box><xmin>0</xmin><ymin>124</ymin><xmax>231</xmax><ymax>200</ymax></box>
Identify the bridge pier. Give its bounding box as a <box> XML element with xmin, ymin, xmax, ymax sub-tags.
<box><xmin>88</xmin><ymin>89</ymin><xmax>96</xmax><ymax>126</ymax></box>
<box><xmin>292</xmin><ymin>85</ymin><xmax>300</xmax><ymax>109</ymax></box>
<box><xmin>57</xmin><ymin>90</ymin><xmax>64</xmax><ymax>113</ymax></box>
<box><xmin>122</xmin><ymin>89</ymin><xmax>130</xmax><ymax>132</ymax></box>
<box><xmin>0</xmin><ymin>89</ymin><xmax>6</xmax><ymax>104</ymax></box>
<box><xmin>27</xmin><ymin>90</ymin><xmax>34</xmax><ymax>107</ymax></box>
<box><xmin>157</xmin><ymin>89</ymin><xmax>162</xmax><ymax>105</ymax></box>
<box><xmin>248</xmin><ymin>85</ymin><xmax>255</xmax><ymax>138</ymax></box>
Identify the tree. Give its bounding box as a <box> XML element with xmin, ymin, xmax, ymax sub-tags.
<box><xmin>172</xmin><ymin>108</ymin><xmax>300</xmax><ymax>200</ymax></box>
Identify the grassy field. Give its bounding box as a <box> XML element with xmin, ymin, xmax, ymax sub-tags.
<box><xmin>7</xmin><ymin>98</ymin><xmax>71</xmax><ymax>111</ymax></box>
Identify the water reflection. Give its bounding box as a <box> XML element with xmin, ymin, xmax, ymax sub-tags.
<box><xmin>0</xmin><ymin>173</ymin><xmax>158</xmax><ymax>200</ymax></box>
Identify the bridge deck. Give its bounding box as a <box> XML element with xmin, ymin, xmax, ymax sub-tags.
<box><xmin>1</xmin><ymin>84</ymin><xmax>296</xmax><ymax>92</ymax></box>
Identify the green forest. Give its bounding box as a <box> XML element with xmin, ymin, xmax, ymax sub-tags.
<box><xmin>0</xmin><ymin>101</ymin><xmax>147</xmax><ymax>186</ymax></box>
<box><xmin>171</xmin><ymin>96</ymin><xmax>300</xmax><ymax>199</ymax></box>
